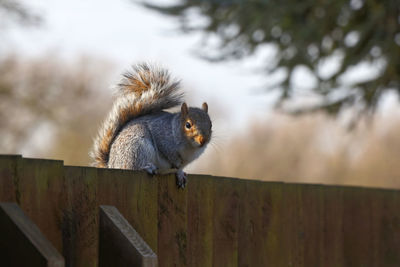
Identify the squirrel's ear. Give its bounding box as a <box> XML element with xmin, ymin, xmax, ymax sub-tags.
<box><xmin>181</xmin><ymin>102</ymin><xmax>188</xmax><ymax>116</ymax></box>
<box><xmin>202</xmin><ymin>102</ymin><xmax>208</xmax><ymax>113</ymax></box>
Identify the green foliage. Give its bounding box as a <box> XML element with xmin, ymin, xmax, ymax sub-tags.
<box><xmin>144</xmin><ymin>0</ymin><xmax>400</xmax><ymax>114</ymax></box>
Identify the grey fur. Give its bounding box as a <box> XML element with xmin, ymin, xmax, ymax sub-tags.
<box><xmin>90</xmin><ymin>63</ymin><xmax>212</xmax><ymax>188</ymax></box>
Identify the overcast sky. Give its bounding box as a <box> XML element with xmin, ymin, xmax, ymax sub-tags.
<box><xmin>5</xmin><ymin>0</ymin><xmax>398</xmax><ymax>132</ymax></box>
<box><xmin>4</xmin><ymin>0</ymin><xmax>286</xmax><ymax>132</ymax></box>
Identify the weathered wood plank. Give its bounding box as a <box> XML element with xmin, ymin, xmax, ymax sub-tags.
<box><xmin>16</xmin><ymin>158</ymin><xmax>65</xmax><ymax>255</ymax></box>
<box><xmin>299</xmin><ymin>184</ymin><xmax>325</xmax><ymax>266</ymax></box>
<box><xmin>212</xmin><ymin>177</ymin><xmax>241</xmax><ymax>267</ymax></box>
<box><xmin>187</xmin><ymin>175</ymin><xmax>214</xmax><ymax>267</ymax></box>
<box><xmin>341</xmin><ymin>187</ymin><xmax>400</xmax><ymax>267</ymax></box>
<box><xmin>278</xmin><ymin>183</ymin><xmax>303</xmax><ymax>266</ymax></box>
<box><xmin>378</xmin><ymin>190</ymin><xmax>400</xmax><ymax>266</ymax></box>
<box><xmin>238</xmin><ymin>181</ymin><xmax>284</xmax><ymax>267</ymax></box>
<box><xmin>342</xmin><ymin>187</ymin><xmax>375</xmax><ymax>266</ymax></box>
<box><xmin>0</xmin><ymin>155</ymin><xmax>20</xmax><ymax>202</ymax></box>
<box><xmin>63</xmin><ymin>166</ymin><xmax>98</xmax><ymax>267</ymax></box>
<box><xmin>322</xmin><ymin>186</ymin><xmax>345</xmax><ymax>266</ymax></box>
<box><xmin>97</xmin><ymin>168</ymin><xmax>158</xmax><ymax>254</ymax></box>
<box><xmin>99</xmin><ymin>205</ymin><xmax>157</xmax><ymax>267</ymax></box>
<box><xmin>276</xmin><ymin>184</ymin><xmax>329</xmax><ymax>266</ymax></box>
<box><xmin>158</xmin><ymin>174</ymin><xmax>188</xmax><ymax>267</ymax></box>
<box><xmin>0</xmin><ymin>202</ymin><xmax>64</xmax><ymax>267</ymax></box>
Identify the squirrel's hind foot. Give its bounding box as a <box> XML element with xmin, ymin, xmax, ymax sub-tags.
<box><xmin>176</xmin><ymin>170</ymin><xmax>187</xmax><ymax>189</ymax></box>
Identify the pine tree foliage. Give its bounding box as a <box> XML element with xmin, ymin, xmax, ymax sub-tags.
<box><xmin>0</xmin><ymin>0</ymin><xmax>41</xmax><ymax>26</ymax></box>
<box><xmin>144</xmin><ymin>0</ymin><xmax>400</xmax><ymax>114</ymax></box>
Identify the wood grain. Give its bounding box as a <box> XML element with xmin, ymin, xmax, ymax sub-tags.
<box><xmin>0</xmin><ymin>155</ymin><xmax>399</xmax><ymax>266</ymax></box>
<box><xmin>157</xmin><ymin>174</ymin><xmax>188</xmax><ymax>267</ymax></box>
<box><xmin>0</xmin><ymin>155</ymin><xmax>20</xmax><ymax>202</ymax></box>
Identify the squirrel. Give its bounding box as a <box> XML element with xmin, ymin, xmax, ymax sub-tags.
<box><xmin>90</xmin><ymin>63</ymin><xmax>212</xmax><ymax>188</ymax></box>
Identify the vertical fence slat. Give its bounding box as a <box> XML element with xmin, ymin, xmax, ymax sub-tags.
<box><xmin>238</xmin><ymin>181</ymin><xmax>284</xmax><ymax>267</ymax></box>
<box><xmin>158</xmin><ymin>174</ymin><xmax>188</xmax><ymax>267</ymax></box>
<box><xmin>16</xmin><ymin>158</ymin><xmax>65</xmax><ymax>255</ymax></box>
<box><xmin>0</xmin><ymin>202</ymin><xmax>64</xmax><ymax>267</ymax></box>
<box><xmin>280</xmin><ymin>184</ymin><xmax>303</xmax><ymax>266</ymax></box>
<box><xmin>99</xmin><ymin>205</ymin><xmax>157</xmax><ymax>267</ymax></box>
<box><xmin>323</xmin><ymin>186</ymin><xmax>345</xmax><ymax>266</ymax></box>
<box><xmin>0</xmin><ymin>155</ymin><xmax>20</xmax><ymax>202</ymax></box>
<box><xmin>379</xmin><ymin>190</ymin><xmax>400</xmax><ymax>266</ymax></box>
<box><xmin>369</xmin><ymin>189</ymin><xmax>385</xmax><ymax>267</ymax></box>
<box><xmin>212</xmin><ymin>177</ymin><xmax>241</xmax><ymax>267</ymax></box>
<box><xmin>187</xmin><ymin>175</ymin><xmax>214</xmax><ymax>267</ymax></box>
<box><xmin>342</xmin><ymin>188</ymin><xmax>375</xmax><ymax>266</ymax></box>
<box><xmin>264</xmin><ymin>181</ymin><xmax>286</xmax><ymax>266</ymax></box>
<box><xmin>97</xmin><ymin>169</ymin><xmax>158</xmax><ymax>254</ymax></box>
<box><xmin>63</xmin><ymin>166</ymin><xmax>98</xmax><ymax>267</ymax></box>
<box><xmin>300</xmin><ymin>185</ymin><xmax>325</xmax><ymax>266</ymax></box>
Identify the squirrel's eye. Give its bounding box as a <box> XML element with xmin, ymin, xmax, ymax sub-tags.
<box><xmin>185</xmin><ymin>122</ymin><xmax>192</xmax><ymax>129</ymax></box>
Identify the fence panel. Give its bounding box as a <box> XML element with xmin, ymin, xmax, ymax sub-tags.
<box><xmin>0</xmin><ymin>155</ymin><xmax>400</xmax><ymax>266</ymax></box>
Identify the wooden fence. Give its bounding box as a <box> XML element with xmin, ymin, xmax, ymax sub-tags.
<box><xmin>1</xmin><ymin>154</ymin><xmax>400</xmax><ymax>266</ymax></box>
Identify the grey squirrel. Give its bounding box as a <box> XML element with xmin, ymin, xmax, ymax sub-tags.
<box><xmin>90</xmin><ymin>63</ymin><xmax>212</xmax><ymax>188</ymax></box>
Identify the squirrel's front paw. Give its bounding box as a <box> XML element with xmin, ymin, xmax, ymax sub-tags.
<box><xmin>175</xmin><ymin>170</ymin><xmax>187</xmax><ymax>189</ymax></box>
<box><xmin>143</xmin><ymin>163</ymin><xmax>158</xmax><ymax>176</ymax></box>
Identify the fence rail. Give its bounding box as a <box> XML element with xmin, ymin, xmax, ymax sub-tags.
<box><xmin>1</xmin><ymin>154</ymin><xmax>400</xmax><ymax>266</ymax></box>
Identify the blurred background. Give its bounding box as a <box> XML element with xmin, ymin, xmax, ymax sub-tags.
<box><xmin>1</xmin><ymin>0</ymin><xmax>400</xmax><ymax>188</ymax></box>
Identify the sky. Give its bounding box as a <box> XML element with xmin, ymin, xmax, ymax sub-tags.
<box><xmin>4</xmin><ymin>0</ymin><xmax>280</xmax><ymax>133</ymax></box>
<box><xmin>4</xmin><ymin>0</ymin><xmax>399</xmax><ymax>134</ymax></box>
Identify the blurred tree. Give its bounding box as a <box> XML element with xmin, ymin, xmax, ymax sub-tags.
<box><xmin>0</xmin><ymin>0</ymin><xmax>42</xmax><ymax>58</ymax></box>
<box><xmin>0</xmin><ymin>1</ymin><xmax>116</xmax><ymax>166</ymax></box>
<box><xmin>0</xmin><ymin>0</ymin><xmax>41</xmax><ymax>30</ymax></box>
<box><xmin>0</xmin><ymin>55</ymin><xmax>113</xmax><ymax>165</ymax></box>
<box><xmin>143</xmin><ymin>0</ymin><xmax>400</xmax><ymax>115</ymax></box>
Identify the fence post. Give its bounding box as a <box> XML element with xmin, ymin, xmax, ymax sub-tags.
<box><xmin>0</xmin><ymin>202</ymin><xmax>64</xmax><ymax>267</ymax></box>
<box><xmin>99</xmin><ymin>205</ymin><xmax>157</xmax><ymax>267</ymax></box>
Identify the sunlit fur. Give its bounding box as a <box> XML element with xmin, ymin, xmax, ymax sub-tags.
<box><xmin>90</xmin><ymin>63</ymin><xmax>212</xmax><ymax>187</ymax></box>
<box><xmin>90</xmin><ymin>63</ymin><xmax>182</xmax><ymax>167</ymax></box>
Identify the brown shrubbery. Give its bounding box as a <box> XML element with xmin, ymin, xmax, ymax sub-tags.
<box><xmin>0</xmin><ymin>55</ymin><xmax>113</xmax><ymax>165</ymax></box>
<box><xmin>190</xmin><ymin>112</ymin><xmax>400</xmax><ymax>189</ymax></box>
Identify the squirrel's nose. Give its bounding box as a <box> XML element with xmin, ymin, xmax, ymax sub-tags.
<box><xmin>195</xmin><ymin>135</ymin><xmax>206</xmax><ymax>146</ymax></box>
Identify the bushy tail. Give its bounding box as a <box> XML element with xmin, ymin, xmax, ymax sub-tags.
<box><xmin>90</xmin><ymin>63</ymin><xmax>183</xmax><ymax>167</ymax></box>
